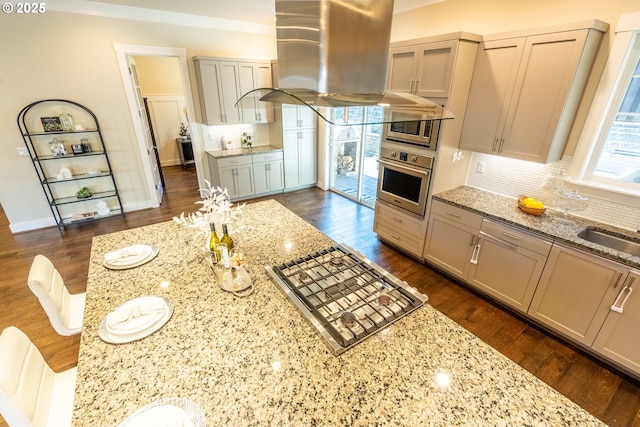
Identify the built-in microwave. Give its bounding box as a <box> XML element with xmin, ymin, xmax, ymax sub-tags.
<box><xmin>383</xmin><ymin>108</ymin><xmax>441</xmax><ymax>150</ymax></box>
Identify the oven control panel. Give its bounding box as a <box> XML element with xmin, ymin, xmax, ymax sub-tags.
<box><xmin>381</xmin><ymin>147</ymin><xmax>434</xmax><ymax>169</ymax></box>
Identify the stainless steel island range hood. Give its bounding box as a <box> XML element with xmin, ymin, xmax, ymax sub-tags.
<box><xmin>237</xmin><ymin>0</ymin><xmax>454</xmax><ymax>124</ymax></box>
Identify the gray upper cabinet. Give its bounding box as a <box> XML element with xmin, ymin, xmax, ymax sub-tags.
<box><xmin>194</xmin><ymin>59</ymin><xmax>242</xmax><ymax>125</ymax></box>
<box><xmin>194</xmin><ymin>57</ymin><xmax>273</xmax><ymax>126</ymax></box>
<box><xmin>459</xmin><ymin>20</ymin><xmax>608</xmax><ymax>163</ymax></box>
<box><xmin>238</xmin><ymin>61</ymin><xmax>274</xmax><ymax>124</ymax></box>
<box><xmin>387</xmin><ymin>39</ymin><xmax>458</xmax><ymax>98</ymax></box>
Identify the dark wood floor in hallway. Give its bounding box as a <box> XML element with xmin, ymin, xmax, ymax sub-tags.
<box><xmin>1</xmin><ymin>165</ymin><xmax>638</xmax><ymax>426</ymax></box>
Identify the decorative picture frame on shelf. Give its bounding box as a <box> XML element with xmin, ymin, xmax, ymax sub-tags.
<box><xmin>41</xmin><ymin>117</ymin><xmax>63</xmax><ymax>132</ymax></box>
<box><xmin>71</xmin><ymin>144</ymin><xmax>84</xmax><ymax>155</ymax></box>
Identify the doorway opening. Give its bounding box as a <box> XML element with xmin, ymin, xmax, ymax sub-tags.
<box><xmin>329</xmin><ymin>106</ymin><xmax>383</xmax><ymax>207</ymax></box>
<box><xmin>114</xmin><ymin>44</ymin><xmax>203</xmax><ymax>209</ymax></box>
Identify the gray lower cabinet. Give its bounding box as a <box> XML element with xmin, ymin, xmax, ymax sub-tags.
<box><xmin>592</xmin><ymin>270</ymin><xmax>640</xmax><ymax>376</ymax></box>
<box><xmin>216</xmin><ymin>156</ymin><xmax>254</xmax><ymax>200</ymax></box>
<box><xmin>374</xmin><ymin>202</ymin><xmax>428</xmax><ymax>258</ymax></box>
<box><xmin>425</xmin><ymin>199</ymin><xmax>640</xmax><ymax>378</ymax></box>
<box><xmin>425</xmin><ymin>204</ymin><xmax>551</xmax><ymax>313</ymax></box>
<box><xmin>208</xmin><ymin>151</ymin><xmax>284</xmax><ymax>201</ymax></box>
<box><xmin>468</xmin><ymin>219</ymin><xmax>552</xmax><ymax>313</ymax></box>
<box><xmin>253</xmin><ymin>152</ymin><xmax>284</xmax><ymax>195</ymax></box>
<box><xmin>423</xmin><ymin>200</ymin><xmax>483</xmax><ymax>279</ymax></box>
<box><xmin>527</xmin><ymin>243</ymin><xmax>628</xmax><ymax>347</ymax></box>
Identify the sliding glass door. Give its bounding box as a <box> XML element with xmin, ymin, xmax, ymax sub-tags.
<box><xmin>329</xmin><ymin>106</ymin><xmax>382</xmax><ymax>207</ymax></box>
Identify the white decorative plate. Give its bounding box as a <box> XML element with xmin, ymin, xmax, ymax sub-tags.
<box><xmin>103</xmin><ymin>244</ymin><xmax>159</xmax><ymax>270</ymax></box>
<box><xmin>99</xmin><ymin>296</ymin><xmax>173</xmax><ymax>344</ymax></box>
<box><xmin>117</xmin><ymin>397</ymin><xmax>206</xmax><ymax>427</ymax></box>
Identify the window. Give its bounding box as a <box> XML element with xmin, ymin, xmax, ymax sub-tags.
<box><xmin>581</xmin><ymin>31</ymin><xmax>640</xmax><ymax>191</ymax></box>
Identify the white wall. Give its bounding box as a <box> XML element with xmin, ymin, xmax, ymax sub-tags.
<box><xmin>0</xmin><ymin>11</ymin><xmax>275</xmax><ymax>232</ymax></box>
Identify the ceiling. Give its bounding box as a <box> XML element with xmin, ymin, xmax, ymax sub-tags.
<box><xmin>85</xmin><ymin>0</ymin><xmax>443</xmax><ymax>26</ymax></box>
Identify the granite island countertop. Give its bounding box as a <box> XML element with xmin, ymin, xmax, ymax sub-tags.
<box><xmin>206</xmin><ymin>145</ymin><xmax>282</xmax><ymax>158</ymax></box>
<box><xmin>433</xmin><ymin>186</ymin><xmax>640</xmax><ymax>269</ymax></box>
<box><xmin>73</xmin><ymin>200</ymin><xmax>605</xmax><ymax>426</ymax></box>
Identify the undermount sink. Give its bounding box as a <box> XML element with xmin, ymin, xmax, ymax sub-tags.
<box><xmin>577</xmin><ymin>227</ymin><xmax>640</xmax><ymax>257</ymax></box>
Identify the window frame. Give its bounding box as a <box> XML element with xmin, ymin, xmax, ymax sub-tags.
<box><xmin>570</xmin><ymin>11</ymin><xmax>640</xmax><ymax>199</ymax></box>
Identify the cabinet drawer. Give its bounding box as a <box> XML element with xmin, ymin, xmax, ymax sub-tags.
<box><xmin>430</xmin><ymin>199</ymin><xmax>483</xmax><ymax>229</ymax></box>
<box><xmin>375</xmin><ymin>202</ymin><xmax>427</xmax><ymax>236</ymax></box>
<box><xmin>374</xmin><ymin>218</ymin><xmax>424</xmax><ymax>257</ymax></box>
<box><xmin>252</xmin><ymin>151</ymin><xmax>283</xmax><ymax>163</ymax></box>
<box><xmin>216</xmin><ymin>155</ymin><xmax>253</xmax><ymax>168</ymax></box>
<box><xmin>480</xmin><ymin>219</ymin><xmax>552</xmax><ymax>256</ymax></box>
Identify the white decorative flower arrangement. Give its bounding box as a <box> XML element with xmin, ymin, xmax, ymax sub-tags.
<box><xmin>173</xmin><ymin>180</ymin><xmax>245</xmax><ymax>239</ymax></box>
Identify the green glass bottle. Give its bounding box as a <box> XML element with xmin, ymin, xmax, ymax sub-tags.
<box><xmin>208</xmin><ymin>222</ymin><xmax>221</xmax><ymax>264</ymax></box>
<box><xmin>221</xmin><ymin>223</ymin><xmax>234</xmax><ymax>251</ymax></box>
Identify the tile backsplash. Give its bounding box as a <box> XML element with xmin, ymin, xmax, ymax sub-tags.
<box><xmin>465</xmin><ymin>152</ymin><xmax>640</xmax><ymax>232</ymax></box>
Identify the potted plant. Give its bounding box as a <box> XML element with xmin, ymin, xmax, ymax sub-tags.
<box><xmin>178</xmin><ymin>122</ymin><xmax>190</xmax><ymax>140</ymax></box>
<box><xmin>241</xmin><ymin>132</ymin><xmax>253</xmax><ymax>150</ymax></box>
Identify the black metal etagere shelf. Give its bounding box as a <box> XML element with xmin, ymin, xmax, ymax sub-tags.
<box><xmin>17</xmin><ymin>99</ymin><xmax>124</xmax><ymax>229</ymax></box>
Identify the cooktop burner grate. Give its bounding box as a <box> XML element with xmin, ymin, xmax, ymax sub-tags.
<box><xmin>266</xmin><ymin>245</ymin><xmax>428</xmax><ymax>355</ymax></box>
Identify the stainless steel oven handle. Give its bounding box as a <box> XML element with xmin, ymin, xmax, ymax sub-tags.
<box><xmin>377</xmin><ymin>159</ymin><xmax>429</xmax><ymax>176</ymax></box>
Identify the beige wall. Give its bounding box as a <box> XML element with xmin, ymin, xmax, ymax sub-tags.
<box><xmin>134</xmin><ymin>56</ymin><xmax>183</xmax><ymax>96</ymax></box>
<box><xmin>391</xmin><ymin>0</ymin><xmax>639</xmax><ymax>42</ymax></box>
<box><xmin>0</xmin><ymin>11</ymin><xmax>275</xmax><ymax>231</ymax></box>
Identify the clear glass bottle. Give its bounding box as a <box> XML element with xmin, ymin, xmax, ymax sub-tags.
<box><xmin>221</xmin><ymin>224</ymin><xmax>235</xmax><ymax>250</ymax></box>
<box><xmin>48</xmin><ymin>137</ymin><xmax>67</xmax><ymax>156</ymax></box>
<box><xmin>59</xmin><ymin>109</ymin><xmax>75</xmax><ymax>131</ymax></box>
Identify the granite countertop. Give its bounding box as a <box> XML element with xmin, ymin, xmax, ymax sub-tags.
<box><xmin>73</xmin><ymin>200</ymin><xmax>605</xmax><ymax>426</ymax></box>
<box><xmin>206</xmin><ymin>145</ymin><xmax>282</xmax><ymax>158</ymax></box>
<box><xmin>433</xmin><ymin>186</ymin><xmax>640</xmax><ymax>269</ymax></box>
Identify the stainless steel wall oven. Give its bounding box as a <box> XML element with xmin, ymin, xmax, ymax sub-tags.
<box><xmin>376</xmin><ymin>145</ymin><xmax>434</xmax><ymax>217</ymax></box>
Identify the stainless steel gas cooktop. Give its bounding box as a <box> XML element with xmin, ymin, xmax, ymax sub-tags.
<box><xmin>265</xmin><ymin>245</ymin><xmax>428</xmax><ymax>355</ymax></box>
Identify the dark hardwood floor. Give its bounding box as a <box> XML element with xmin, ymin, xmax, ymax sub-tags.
<box><xmin>1</xmin><ymin>165</ymin><xmax>639</xmax><ymax>426</ymax></box>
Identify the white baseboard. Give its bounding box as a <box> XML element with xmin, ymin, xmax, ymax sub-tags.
<box><xmin>9</xmin><ymin>217</ymin><xmax>57</xmax><ymax>233</ymax></box>
<box><xmin>8</xmin><ymin>199</ymin><xmax>158</xmax><ymax>233</ymax></box>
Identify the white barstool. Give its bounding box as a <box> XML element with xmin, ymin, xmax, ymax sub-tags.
<box><xmin>27</xmin><ymin>255</ymin><xmax>85</xmax><ymax>336</ymax></box>
<box><xmin>0</xmin><ymin>326</ymin><xmax>77</xmax><ymax>427</ymax></box>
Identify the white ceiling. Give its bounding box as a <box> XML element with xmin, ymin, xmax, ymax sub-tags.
<box><xmin>80</xmin><ymin>0</ymin><xmax>442</xmax><ymax>25</ymax></box>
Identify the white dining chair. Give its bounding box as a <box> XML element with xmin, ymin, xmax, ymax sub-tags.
<box><xmin>27</xmin><ymin>255</ymin><xmax>86</xmax><ymax>336</ymax></box>
<box><xmin>0</xmin><ymin>326</ymin><xmax>77</xmax><ymax>427</ymax></box>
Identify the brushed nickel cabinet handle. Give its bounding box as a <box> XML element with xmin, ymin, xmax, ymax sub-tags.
<box><xmin>611</xmin><ymin>280</ymin><xmax>634</xmax><ymax>313</ymax></box>
<box><xmin>612</xmin><ymin>272</ymin><xmax>623</xmax><ymax>289</ymax></box>
<box><xmin>470</xmin><ymin>243</ymin><xmax>481</xmax><ymax>264</ymax></box>
<box><xmin>502</xmin><ymin>232</ymin><xmax>521</xmax><ymax>241</ymax></box>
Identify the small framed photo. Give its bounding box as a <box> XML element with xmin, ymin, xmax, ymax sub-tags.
<box><xmin>41</xmin><ymin>117</ymin><xmax>63</xmax><ymax>132</ymax></box>
<box><xmin>71</xmin><ymin>144</ymin><xmax>84</xmax><ymax>155</ymax></box>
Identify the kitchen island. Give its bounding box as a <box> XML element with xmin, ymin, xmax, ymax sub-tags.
<box><xmin>73</xmin><ymin>200</ymin><xmax>604</xmax><ymax>426</ymax></box>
